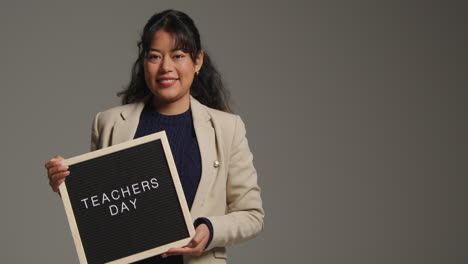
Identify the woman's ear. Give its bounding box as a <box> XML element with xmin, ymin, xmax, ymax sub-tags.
<box><xmin>195</xmin><ymin>50</ymin><xmax>204</xmax><ymax>72</ymax></box>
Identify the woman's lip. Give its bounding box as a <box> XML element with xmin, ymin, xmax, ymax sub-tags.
<box><xmin>157</xmin><ymin>79</ymin><xmax>177</xmax><ymax>87</ymax></box>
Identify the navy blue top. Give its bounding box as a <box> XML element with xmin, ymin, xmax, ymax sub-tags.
<box><xmin>134</xmin><ymin>103</ymin><xmax>202</xmax><ymax>209</ymax></box>
<box><xmin>133</xmin><ymin>102</ymin><xmax>213</xmax><ymax>264</ymax></box>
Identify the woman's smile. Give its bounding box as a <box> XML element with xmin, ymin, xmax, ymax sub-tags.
<box><xmin>157</xmin><ymin>76</ymin><xmax>179</xmax><ymax>87</ymax></box>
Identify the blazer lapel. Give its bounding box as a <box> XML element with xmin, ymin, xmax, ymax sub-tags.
<box><xmin>190</xmin><ymin>96</ymin><xmax>216</xmax><ymax>217</ymax></box>
<box><xmin>111</xmin><ymin>99</ymin><xmax>147</xmax><ymax>145</ymax></box>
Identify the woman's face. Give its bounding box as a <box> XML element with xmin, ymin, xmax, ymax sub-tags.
<box><xmin>144</xmin><ymin>30</ymin><xmax>203</xmax><ymax>106</ymax></box>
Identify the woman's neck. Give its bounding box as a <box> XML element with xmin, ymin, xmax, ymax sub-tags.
<box><xmin>151</xmin><ymin>95</ymin><xmax>190</xmax><ymax>115</ymax></box>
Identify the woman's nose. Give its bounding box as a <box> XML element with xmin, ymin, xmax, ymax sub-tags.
<box><xmin>160</xmin><ymin>56</ymin><xmax>173</xmax><ymax>72</ymax></box>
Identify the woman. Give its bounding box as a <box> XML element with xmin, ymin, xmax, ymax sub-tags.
<box><xmin>44</xmin><ymin>9</ymin><xmax>264</xmax><ymax>264</ymax></box>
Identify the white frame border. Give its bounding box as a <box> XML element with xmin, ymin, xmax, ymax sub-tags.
<box><xmin>59</xmin><ymin>131</ymin><xmax>195</xmax><ymax>264</ymax></box>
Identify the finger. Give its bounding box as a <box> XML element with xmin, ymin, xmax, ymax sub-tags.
<box><xmin>48</xmin><ymin>165</ymin><xmax>69</xmax><ymax>175</ymax></box>
<box><xmin>49</xmin><ymin>180</ymin><xmax>56</xmax><ymax>192</ymax></box>
<box><xmin>51</xmin><ymin>182</ymin><xmax>59</xmax><ymax>193</ymax></box>
<box><xmin>46</xmin><ymin>155</ymin><xmax>65</xmax><ymax>166</ymax></box>
<box><xmin>162</xmin><ymin>252</ymin><xmax>176</xmax><ymax>258</ymax></box>
<box><xmin>45</xmin><ymin>160</ymin><xmax>65</xmax><ymax>169</ymax></box>
<box><xmin>51</xmin><ymin>178</ymin><xmax>66</xmax><ymax>192</ymax></box>
<box><xmin>162</xmin><ymin>248</ymin><xmax>175</xmax><ymax>258</ymax></box>
<box><xmin>56</xmin><ymin>178</ymin><xmax>65</xmax><ymax>191</ymax></box>
<box><xmin>51</xmin><ymin>171</ymin><xmax>70</xmax><ymax>182</ymax></box>
<box><xmin>164</xmin><ymin>247</ymin><xmax>197</xmax><ymax>257</ymax></box>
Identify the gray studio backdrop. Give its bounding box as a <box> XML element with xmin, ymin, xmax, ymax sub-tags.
<box><xmin>0</xmin><ymin>1</ymin><xmax>466</xmax><ymax>263</ymax></box>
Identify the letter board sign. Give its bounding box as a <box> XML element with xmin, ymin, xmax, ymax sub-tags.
<box><xmin>59</xmin><ymin>131</ymin><xmax>195</xmax><ymax>264</ymax></box>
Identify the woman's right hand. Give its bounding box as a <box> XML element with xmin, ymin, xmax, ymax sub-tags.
<box><xmin>45</xmin><ymin>155</ymin><xmax>70</xmax><ymax>192</ymax></box>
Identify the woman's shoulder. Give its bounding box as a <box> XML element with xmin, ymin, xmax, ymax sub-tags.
<box><xmin>206</xmin><ymin>105</ymin><xmax>238</xmax><ymax>122</ymax></box>
<box><xmin>193</xmin><ymin>99</ymin><xmax>248</xmax><ymax>141</ymax></box>
<box><xmin>191</xmin><ymin>97</ymin><xmax>240</xmax><ymax>126</ymax></box>
<box><xmin>101</xmin><ymin>100</ymin><xmax>145</xmax><ymax>117</ymax></box>
<box><xmin>93</xmin><ymin>101</ymin><xmax>145</xmax><ymax>127</ymax></box>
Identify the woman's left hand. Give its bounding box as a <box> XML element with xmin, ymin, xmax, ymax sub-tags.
<box><xmin>162</xmin><ymin>223</ymin><xmax>210</xmax><ymax>258</ymax></box>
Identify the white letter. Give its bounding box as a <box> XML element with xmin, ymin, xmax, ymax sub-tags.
<box><xmin>101</xmin><ymin>193</ymin><xmax>111</xmax><ymax>204</ymax></box>
<box><xmin>150</xmin><ymin>178</ymin><xmax>159</xmax><ymax>189</ymax></box>
<box><xmin>121</xmin><ymin>186</ymin><xmax>131</xmax><ymax>198</ymax></box>
<box><xmin>91</xmin><ymin>195</ymin><xmax>100</xmax><ymax>207</ymax></box>
<box><xmin>141</xmin><ymin>181</ymin><xmax>150</xmax><ymax>192</ymax></box>
<box><xmin>129</xmin><ymin>198</ymin><xmax>137</xmax><ymax>209</ymax></box>
<box><xmin>111</xmin><ymin>190</ymin><xmax>120</xmax><ymax>200</ymax></box>
<box><xmin>81</xmin><ymin>198</ymin><xmax>89</xmax><ymax>209</ymax></box>
<box><xmin>121</xmin><ymin>201</ymin><xmax>130</xmax><ymax>213</ymax></box>
<box><xmin>109</xmin><ymin>205</ymin><xmax>118</xmax><ymax>216</ymax></box>
<box><xmin>132</xmin><ymin>183</ymin><xmax>141</xmax><ymax>195</ymax></box>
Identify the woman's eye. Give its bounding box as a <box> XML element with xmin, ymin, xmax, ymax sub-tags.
<box><xmin>147</xmin><ymin>54</ymin><xmax>161</xmax><ymax>61</ymax></box>
<box><xmin>174</xmin><ymin>54</ymin><xmax>185</xmax><ymax>59</ymax></box>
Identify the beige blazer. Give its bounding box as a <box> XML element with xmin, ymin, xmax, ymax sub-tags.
<box><xmin>90</xmin><ymin>95</ymin><xmax>264</xmax><ymax>264</ymax></box>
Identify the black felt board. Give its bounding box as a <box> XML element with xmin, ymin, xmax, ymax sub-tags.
<box><xmin>65</xmin><ymin>139</ymin><xmax>189</xmax><ymax>264</ymax></box>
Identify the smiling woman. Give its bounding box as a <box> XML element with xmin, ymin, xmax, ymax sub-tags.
<box><xmin>143</xmin><ymin>30</ymin><xmax>204</xmax><ymax>115</ymax></box>
<box><xmin>118</xmin><ymin>9</ymin><xmax>231</xmax><ymax>114</ymax></box>
<box><xmin>44</xmin><ymin>9</ymin><xmax>264</xmax><ymax>264</ymax></box>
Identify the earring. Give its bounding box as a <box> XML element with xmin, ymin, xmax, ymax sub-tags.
<box><xmin>195</xmin><ymin>71</ymin><xmax>199</xmax><ymax>76</ymax></box>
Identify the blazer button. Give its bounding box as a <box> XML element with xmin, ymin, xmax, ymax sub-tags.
<box><xmin>213</xmin><ymin>160</ymin><xmax>220</xmax><ymax>168</ymax></box>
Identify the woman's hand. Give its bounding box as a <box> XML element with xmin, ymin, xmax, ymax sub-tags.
<box><xmin>44</xmin><ymin>155</ymin><xmax>70</xmax><ymax>192</ymax></box>
<box><xmin>162</xmin><ymin>223</ymin><xmax>210</xmax><ymax>258</ymax></box>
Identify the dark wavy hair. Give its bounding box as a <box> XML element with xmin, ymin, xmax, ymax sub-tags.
<box><xmin>117</xmin><ymin>9</ymin><xmax>232</xmax><ymax>112</ymax></box>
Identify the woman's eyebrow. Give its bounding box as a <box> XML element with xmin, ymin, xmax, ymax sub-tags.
<box><xmin>149</xmin><ymin>48</ymin><xmax>184</xmax><ymax>52</ymax></box>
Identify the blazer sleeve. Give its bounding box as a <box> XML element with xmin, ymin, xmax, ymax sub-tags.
<box><xmin>90</xmin><ymin>112</ymin><xmax>101</xmax><ymax>151</ymax></box>
<box><xmin>205</xmin><ymin>115</ymin><xmax>265</xmax><ymax>251</ymax></box>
